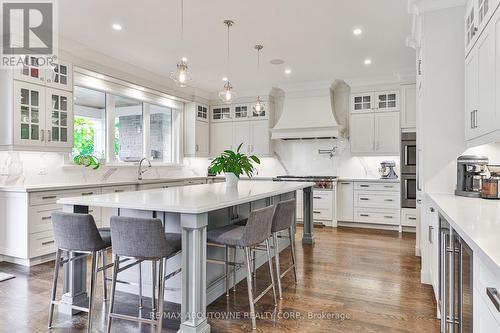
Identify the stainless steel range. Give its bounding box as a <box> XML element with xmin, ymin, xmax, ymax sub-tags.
<box><xmin>273</xmin><ymin>175</ymin><xmax>337</xmax><ymax>190</ymax></box>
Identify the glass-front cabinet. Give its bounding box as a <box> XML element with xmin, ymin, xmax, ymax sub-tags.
<box><xmin>13</xmin><ymin>81</ymin><xmax>45</xmax><ymax>146</ymax></box>
<box><xmin>196</xmin><ymin>104</ymin><xmax>208</xmax><ymax>121</ymax></box>
<box><xmin>351</xmin><ymin>93</ymin><xmax>374</xmax><ymax>112</ymax></box>
<box><xmin>13</xmin><ymin>57</ymin><xmax>73</xmax><ymax>92</ymax></box>
<box><xmin>234</xmin><ymin>105</ymin><xmax>249</xmax><ymax>120</ymax></box>
<box><xmin>375</xmin><ymin>91</ymin><xmax>399</xmax><ymax>112</ymax></box>
<box><xmin>46</xmin><ymin>60</ymin><xmax>73</xmax><ymax>91</ymax></box>
<box><xmin>211</xmin><ymin>106</ymin><xmax>231</xmax><ymax>122</ymax></box>
<box><xmin>46</xmin><ymin>89</ymin><xmax>73</xmax><ymax>148</ymax></box>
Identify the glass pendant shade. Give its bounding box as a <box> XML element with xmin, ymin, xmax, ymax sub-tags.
<box><xmin>219</xmin><ymin>81</ymin><xmax>236</xmax><ymax>103</ymax></box>
<box><xmin>253</xmin><ymin>96</ymin><xmax>265</xmax><ymax>114</ymax></box>
<box><xmin>170</xmin><ymin>59</ymin><xmax>191</xmax><ymax>87</ymax></box>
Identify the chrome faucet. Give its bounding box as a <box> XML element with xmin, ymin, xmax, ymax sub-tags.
<box><xmin>138</xmin><ymin>158</ymin><xmax>152</xmax><ymax>180</ymax></box>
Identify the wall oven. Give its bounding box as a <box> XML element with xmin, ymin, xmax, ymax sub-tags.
<box><xmin>401</xmin><ymin>174</ymin><xmax>416</xmax><ymax>208</ymax></box>
<box><xmin>401</xmin><ymin>132</ymin><xmax>416</xmax><ymax>174</ymax></box>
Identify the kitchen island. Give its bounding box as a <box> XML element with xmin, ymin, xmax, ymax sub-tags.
<box><xmin>58</xmin><ymin>180</ymin><xmax>315</xmax><ymax>333</ymax></box>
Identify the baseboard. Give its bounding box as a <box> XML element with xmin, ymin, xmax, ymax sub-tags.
<box><xmin>420</xmin><ymin>269</ymin><xmax>432</xmax><ymax>285</ymax></box>
<box><xmin>337</xmin><ymin>222</ymin><xmax>400</xmax><ymax>232</ymax></box>
<box><xmin>1</xmin><ymin>252</ymin><xmax>55</xmax><ymax>267</ymax></box>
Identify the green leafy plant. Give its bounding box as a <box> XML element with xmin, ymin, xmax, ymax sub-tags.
<box><xmin>209</xmin><ymin>143</ymin><xmax>261</xmax><ymax>178</ymax></box>
<box><xmin>73</xmin><ymin>154</ymin><xmax>101</xmax><ymax>170</ymax></box>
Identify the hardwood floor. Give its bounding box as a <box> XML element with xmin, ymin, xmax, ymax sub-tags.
<box><xmin>0</xmin><ymin>227</ymin><xmax>439</xmax><ymax>333</ymax></box>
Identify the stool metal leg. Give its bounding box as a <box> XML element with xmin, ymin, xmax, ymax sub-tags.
<box><xmin>138</xmin><ymin>263</ymin><xmax>143</xmax><ymax>309</ymax></box>
<box><xmin>244</xmin><ymin>247</ymin><xmax>257</xmax><ymax>330</ymax></box>
<box><xmin>273</xmin><ymin>233</ymin><xmax>283</xmax><ymax>299</ymax></box>
<box><xmin>48</xmin><ymin>248</ymin><xmax>62</xmax><ymax>328</ymax></box>
<box><xmin>87</xmin><ymin>251</ymin><xmax>98</xmax><ymax>333</ymax></box>
<box><xmin>265</xmin><ymin>239</ymin><xmax>278</xmax><ymax>307</ymax></box>
<box><xmin>252</xmin><ymin>248</ymin><xmax>257</xmax><ymax>294</ymax></box>
<box><xmin>106</xmin><ymin>255</ymin><xmax>120</xmax><ymax>333</ymax></box>
<box><xmin>151</xmin><ymin>260</ymin><xmax>157</xmax><ymax>312</ymax></box>
<box><xmin>225</xmin><ymin>246</ymin><xmax>229</xmax><ymax>296</ymax></box>
<box><xmin>288</xmin><ymin>227</ymin><xmax>298</xmax><ymax>283</ymax></box>
<box><xmin>101</xmin><ymin>250</ymin><xmax>108</xmax><ymax>301</ymax></box>
<box><xmin>156</xmin><ymin>258</ymin><xmax>166</xmax><ymax>333</ymax></box>
<box><xmin>232</xmin><ymin>247</ymin><xmax>237</xmax><ymax>293</ymax></box>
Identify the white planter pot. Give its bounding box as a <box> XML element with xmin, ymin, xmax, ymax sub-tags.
<box><xmin>225</xmin><ymin>173</ymin><xmax>239</xmax><ymax>187</ymax></box>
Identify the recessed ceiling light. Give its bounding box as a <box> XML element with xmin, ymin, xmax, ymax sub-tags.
<box><xmin>364</xmin><ymin>59</ymin><xmax>372</xmax><ymax>65</ymax></box>
<box><xmin>222</xmin><ymin>77</ymin><xmax>228</xmax><ymax>81</ymax></box>
<box><xmin>284</xmin><ymin>69</ymin><xmax>292</xmax><ymax>75</ymax></box>
<box><xmin>97</xmin><ymin>74</ymin><xmax>105</xmax><ymax>79</ymax></box>
<box><xmin>353</xmin><ymin>28</ymin><xmax>363</xmax><ymax>36</ymax></box>
<box><xmin>112</xmin><ymin>23</ymin><xmax>122</xmax><ymax>31</ymax></box>
<box><xmin>270</xmin><ymin>59</ymin><xmax>285</xmax><ymax>65</ymax></box>
<box><xmin>181</xmin><ymin>57</ymin><xmax>188</xmax><ymax>62</ymax></box>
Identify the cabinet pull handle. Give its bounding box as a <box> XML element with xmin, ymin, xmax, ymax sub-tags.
<box><xmin>487</xmin><ymin>288</ymin><xmax>500</xmax><ymax>312</ymax></box>
<box><xmin>384</xmin><ymin>185</ymin><xmax>393</xmax><ymax>188</ymax></box>
<box><xmin>428</xmin><ymin>226</ymin><xmax>434</xmax><ymax>244</ymax></box>
<box><xmin>47</xmin><ymin>130</ymin><xmax>51</xmax><ymax>142</ymax></box>
<box><xmin>384</xmin><ymin>215</ymin><xmax>393</xmax><ymax>219</ymax></box>
<box><xmin>42</xmin><ymin>195</ymin><xmax>57</xmax><ymax>200</ymax></box>
<box><xmin>42</xmin><ymin>240</ymin><xmax>55</xmax><ymax>246</ymax></box>
<box><xmin>114</xmin><ymin>190</ymin><xmax>124</xmax><ymax>193</ymax></box>
<box><xmin>408</xmin><ymin>217</ymin><xmax>417</xmax><ymax>220</ymax></box>
<box><xmin>360</xmin><ymin>185</ymin><xmax>370</xmax><ymax>188</ymax></box>
<box><xmin>340</xmin><ymin>182</ymin><xmax>350</xmax><ymax>185</ymax></box>
<box><xmin>430</xmin><ymin>207</ymin><xmax>435</xmax><ymax>212</ymax></box>
<box><xmin>471</xmin><ymin>111</ymin><xmax>474</xmax><ymax>129</ymax></box>
<box><xmin>313</xmin><ymin>210</ymin><xmax>321</xmax><ymax>214</ymax></box>
<box><xmin>313</xmin><ymin>196</ymin><xmax>322</xmax><ymax>199</ymax></box>
<box><xmin>384</xmin><ymin>199</ymin><xmax>394</xmax><ymax>202</ymax></box>
<box><xmin>360</xmin><ymin>198</ymin><xmax>370</xmax><ymax>201</ymax></box>
<box><xmin>360</xmin><ymin>214</ymin><xmax>370</xmax><ymax>217</ymax></box>
<box><xmin>40</xmin><ymin>129</ymin><xmax>45</xmax><ymax>141</ymax></box>
<box><xmin>81</xmin><ymin>192</ymin><xmax>94</xmax><ymax>196</ymax></box>
<box><xmin>195</xmin><ymin>144</ymin><xmax>199</xmax><ymax>152</ymax></box>
<box><xmin>41</xmin><ymin>216</ymin><xmax>52</xmax><ymax>220</ymax></box>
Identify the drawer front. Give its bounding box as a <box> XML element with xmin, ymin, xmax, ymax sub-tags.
<box><xmin>101</xmin><ymin>185</ymin><xmax>136</xmax><ymax>194</ymax></box>
<box><xmin>355</xmin><ymin>192</ymin><xmax>399</xmax><ymax>209</ymax></box>
<box><xmin>355</xmin><ymin>182</ymin><xmax>399</xmax><ymax>192</ymax></box>
<box><xmin>313</xmin><ymin>190</ymin><xmax>333</xmax><ymax>210</ymax></box>
<box><xmin>313</xmin><ymin>208</ymin><xmax>333</xmax><ymax>221</ymax></box>
<box><xmin>401</xmin><ymin>209</ymin><xmax>417</xmax><ymax>227</ymax></box>
<box><xmin>29</xmin><ymin>230</ymin><xmax>56</xmax><ymax>257</ymax></box>
<box><xmin>475</xmin><ymin>255</ymin><xmax>500</xmax><ymax>326</ymax></box>
<box><xmin>354</xmin><ymin>208</ymin><xmax>400</xmax><ymax>225</ymax></box>
<box><xmin>30</xmin><ymin>191</ymin><xmax>65</xmax><ymax>206</ymax></box>
<box><xmin>29</xmin><ymin>204</ymin><xmax>62</xmax><ymax>234</ymax></box>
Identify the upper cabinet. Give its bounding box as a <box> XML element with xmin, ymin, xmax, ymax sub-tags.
<box><xmin>13</xmin><ymin>57</ymin><xmax>73</xmax><ymax>92</ymax></box>
<box><xmin>401</xmin><ymin>84</ymin><xmax>417</xmax><ymax>130</ymax></box>
<box><xmin>211</xmin><ymin>105</ymin><xmax>232</xmax><ymax>122</ymax></box>
<box><xmin>351</xmin><ymin>90</ymin><xmax>400</xmax><ymax>113</ymax></box>
<box><xmin>465</xmin><ymin>0</ymin><xmax>500</xmax><ymax>56</ymax></box>
<box><xmin>184</xmin><ymin>102</ymin><xmax>210</xmax><ymax>157</ymax></box>
<box><xmin>1</xmin><ymin>60</ymin><xmax>74</xmax><ymax>152</ymax></box>
<box><xmin>351</xmin><ymin>93</ymin><xmax>374</xmax><ymax>112</ymax></box>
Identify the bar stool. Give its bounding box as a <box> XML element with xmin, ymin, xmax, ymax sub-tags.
<box><xmin>270</xmin><ymin>199</ymin><xmax>298</xmax><ymax>299</ymax></box>
<box><xmin>107</xmin><ymin>216</ymin><xmax>182</xmax><ymax>333</ymax></box>
<box><xmin>207</xmin><ymin>205</ymin><xmax>277</xmax><ymax>330</ymax></box>
<box><xmin>49</xmin><ymin>212</ymin><xmax>113</xmax><ymax>333</ymax></box>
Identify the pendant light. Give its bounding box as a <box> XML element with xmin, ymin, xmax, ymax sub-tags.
<box><xmin>170</xmin><ymin>0</ymin><xmax>191</xmax><ymax>87</ymax></box>
<box><xmin>252</xmin><ymin>44</ymin><xmax>265</xmax><ymax>115</ymax></box>
<box><xmin>219</xmin><ymin>20</ymin><xmax>236</xmax><ymax>103</ymax></box>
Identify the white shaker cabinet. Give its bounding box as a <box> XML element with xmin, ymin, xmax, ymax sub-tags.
<box><xmin>13</xmin><ymin>57</ymin><xmax>73</xmax><ymax>92</ymax></box>
<box><xmin>12</xmin><ymin>81</ymin><xmax>46</xmax><ymax>147</ymax></box>
<box><xmin>210</xmin><ymin>122</ymin><xmax>233</xmax><ymax>156</ymax></box>
<box><xmin>250</xmin><ymin>120</ymin><xmax>271</xmax><ymax>155</ymax></box>
<box><xmin>184</xmin><ymin>102</ymin><xmax>210</xmax><ymax>157</ymax></box>
<box><xmin>374</xmin><ymin>112</ymin><xmax>400</xmax><ymax>154</ymax></box>
<box><xmin>337</xmin><ymin>181</ymin><xmax>354</xmax><ymax>222</ymax></box>
<box><xmin>351</xmin><ymin>93</ymin><xmax>374</xmax><ymax>112</ymax></box>
<box><xmin>45</xmin><ymin>88</ymin><xmax>74</xmax><ymax>148</ymax></box>
<box><xmin>350</xmin><ymin>113</ymin><xmax>375</xmax><ymax>154</ymax></box>
<box><xmin>374</xmin><ymin>90</ymin><xmax>399</xmax><ymax>112</ymax></box>
<box><xmin>232</xmin><ymin>121</ymin><xmax>251</xmax><ymax>153</ymax></box>
<box><xmin>401</xmin><ymin>84</ymin><xmax>417</xmax><ymax>130</ymax></box>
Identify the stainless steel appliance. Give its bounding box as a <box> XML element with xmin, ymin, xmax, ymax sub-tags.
<box><xmin>455</xmin><ymin>155</ymin><xmax>489</xmax><ymax>198</ymax></box>
<box><xmin>273</xmin><ymin>175</ymin><xmax>337</xmax><ymax>190</ymax></box>
<box><xmin>401</xmin><ymin>132</ymin><xmax>416</xmax><ymax>174</ymax></box>
<box><xmin>379</xmin><ymin>160</ymin><xmax>398</xmax><ymax>179</ymax></box>
<box><xmin>401</xmin><ymin>132</ymin><xmax>417</xmax><ymax>208</ymax></box>
<box><xmin>440</xmin><ymin>216</ymin><xmax>473</xmax><ymax>333</ymax></box>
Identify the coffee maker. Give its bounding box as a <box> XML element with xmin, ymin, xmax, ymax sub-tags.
<box><xmin>455</xmin><ymin>155</ymin><xmax>489</xmax><ymax>197</ymax></box>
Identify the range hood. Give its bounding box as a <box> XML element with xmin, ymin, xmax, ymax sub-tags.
<box><xmin>271</xmin><ymin>82</ymin><xmax>348</xmax><ymax>140</ymax></box>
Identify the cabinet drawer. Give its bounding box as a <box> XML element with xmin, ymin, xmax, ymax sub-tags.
<box><xmin>29</xmin><ymin>230</ymin><xmax>56</xmax><ymax>257</ymax></box>
<box><xmin>401</xmin><ymin>209</ymin><xmax>417</xmax><ymax>227</ymax></box>
<box><xmin>475</xmin><ymin>255</ymin><xmax>500</xmax><ymax>326</ymax></box>
<box><xmin>355</xmin><ymin>182</ymin><xmax>400</xmax><ymax>192</ymax></box>
<box><xmin>30</xmin><ymin>191</ymin><xmax>66</xmax><ymax>206</ymax></box>
<box><xmin>313</xmin><ymin>190</ymin><xmax>333</xmax><ymax>209</ymax></box>
<box><xmin>355</xmin><ymin>192</ymin><xmax>399</xmax><ymax>209</ymax></box>
<box><xmin>101</xmin><ymin>185</ymin><xmax>136</xmax><ymax>194</ymax></box>
<box><xmin>313</xmin><ymin>208</ymin><xmax>333</xmax><ymax>221</ymax></box>
<box><xmin>354</xmin><ymin>208</ymin><xmax>400</xmax><ymax>225</ymax></box>
<box><xmin>29</xmin><ymin>204</ymin><xmax>62</xmax><ymax>234</ymax></box>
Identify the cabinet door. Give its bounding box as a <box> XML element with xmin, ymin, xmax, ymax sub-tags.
<box><xmin>375</xmin><ymin>90</ymin><xmax>399</xmax><ymax>112</ymax></box>
<box><xmin>465</xmin><ymin>1</ymin><xmax>477</xmax><ymax>55</ymax></box>
<box><xmin>45</xmin><ymin>89</ymin><xmax>73</xmax><ymax>148</ymax></box>
<box><xmin>474</xmin><ymin>288</ymin><xmax>500</xmax><ymax>333</ymax></box>
<box><xmin>337</xmin><ymin>181</ymin><xmax>354</xmax><ymax>221</ymax></box>
<box><xmin>351</xmin><ymin>93</ymin><xmax>374</xmax><ymax>112</ymax></box>
<box><xmin>211</xmin><ymin>106</ymin><xmax>232</xmax><ymax>122</ymax></box>
<box><xmin>401</xmin><ymin>84</ymin><xmax>416</xmax><ymax>129</ymax></box>
<box><xmin>196</xmin><ymin>104</ymin><xmax>208</xmax><ymax>121</ymax></box>
<box><xmin>232</xmin><ymin>121</ymin><xmax>251</xmax><ymax>153</ymax></box>
<box><xmin>210</xmin><ymin>122</ymin><xmax>233</xmax><ymax>156</ymax></box>
<box><xmin>250</xmin><ymin>120</ymin><xmax>270</xmax><ymax>155</ymax></box>
<box><xmin>46</xmin><ymin>60</ymin><xmax>73</xmax><ymax>91</ymax></box>
<box><xmin>195</xmin><ymin>120</ymin><xmax>209</xmax><ymax>156</ymax></box>
<box><xmin>350</xmin><ymin>113</ymin><xmax>375</xmax><ymax>153</ymax></box>
<box><xmin>13</xmin><ymin>55</ymin><xmax>46</xmax><ymax>85</ymax></box>
<box><xmin>13</xmin><ymin>81</ymin><xmax>46</xmax><ymax>147</ymax></box>
<box><xmin>233</xmin><ymin>105</ymin><xmax>250</xmax><ymax>121</ymax></box>
<box><xmin>374</xmin><ymin>112</ymin><xmax>400</xmax><ymax>154</ymax></box>
<box><xmin>465</xmin><ymin>50</ymin><xmax>479</xmax><ymax>140</ymax></box>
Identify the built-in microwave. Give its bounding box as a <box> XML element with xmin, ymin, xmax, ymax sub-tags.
<box><xmin>401</xmin><ymin>132</ymin><xmax>416</xmax><ymax>174</ymax></box>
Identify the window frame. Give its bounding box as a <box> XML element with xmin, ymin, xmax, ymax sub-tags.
<box><xmin>72</xmin><ymin>69</ymin><xmax>184</xmax><ymax>166</ymax></box>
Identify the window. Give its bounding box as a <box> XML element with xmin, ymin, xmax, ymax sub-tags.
<box><xmin>148</xmin><ymin>104</ymin><xmax>172</xmax><ymax>162</ymax></box>
<box><xmin>72</xmin><ymin>87</ymin><xmax>106</xmax><ymax>158</ymax></box>
<box><xmin>113</xmin><ymin>95</ymin><xmax>143</xmax><ymax>162</ymax></box>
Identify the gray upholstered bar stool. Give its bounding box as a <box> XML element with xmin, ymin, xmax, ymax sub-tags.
<box><xmin>269</xmin><ymin>199</ymin><xmax>298</xmax><ymax>299</ymax></box>
<box><xmin>49</xmin><ymin>212</ymin><xmax>112</xmax><ymax>333</ymax></box>
<box><xmin>207</xmin><ymin>205</ymin><xmax>277</xmax><ymax>330</ymax></box>
<box><xmin>107</xmin><ymin>216</ymin><xmax>182</xmax><ymax>333</ymax></box>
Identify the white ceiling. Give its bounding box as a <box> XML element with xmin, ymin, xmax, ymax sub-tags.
<box><xmin>59</xmin><ymin>0</ymin><xmax>415</xmax><ymax>93</ymax></box>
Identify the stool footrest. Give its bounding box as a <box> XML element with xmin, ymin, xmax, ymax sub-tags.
<box><xmin>109</xmin><ymin>312</ymin><xmax>156</xmax><ymax>325</ymax></box>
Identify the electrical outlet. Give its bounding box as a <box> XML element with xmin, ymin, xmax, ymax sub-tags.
<box><xmin>38</xmin><ymin>168</ymin><xmax>48</xmax><ymax>176</ymax></box>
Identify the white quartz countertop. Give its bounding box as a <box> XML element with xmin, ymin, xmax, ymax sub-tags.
<box><xmin>428</xmin><ymin>193</ymin><xmax>500</xmax><ymax>276</ymax></box>
<box><xmin>58</xmin><ymin>180</ymin><xmax>314</xmax><ymax>214</ymax></box>
<box><xmin>337</xmin><ymin>177</ymin><xmax>400</xmax><ymax>183</ymax></box>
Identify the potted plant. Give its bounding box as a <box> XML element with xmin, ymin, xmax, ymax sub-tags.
<box><xmin>73</xmin><ymin>154</ymin><xmax>101</xmax><ymax>170</ymax></box>
<box><xmin>209</xmin><ymin>143</ymin><xmax>261</xmax><ymax>187</ymax></box>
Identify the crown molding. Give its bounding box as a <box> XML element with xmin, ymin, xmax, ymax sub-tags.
<box><xmin>408</xmin><ymin>0</ymin><xmax>466</xmax><ymax>15</ymax></box>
